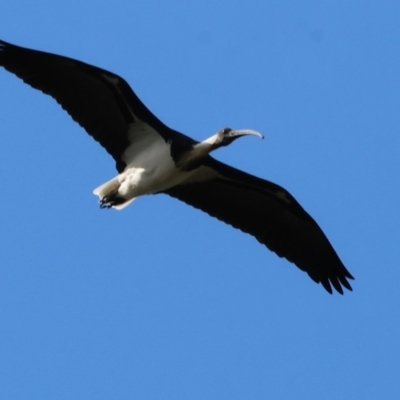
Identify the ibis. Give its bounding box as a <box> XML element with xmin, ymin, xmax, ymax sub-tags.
<box><xmin>0</xmin><ymin>40</ymin><xmax>354</xmax><ymax>294</ymax></box>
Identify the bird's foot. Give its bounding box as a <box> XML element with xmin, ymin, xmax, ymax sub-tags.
<box><xmin>99</xmin><ymin>189</ymin><xmax>126</xmax><ymax>209</ymax></box>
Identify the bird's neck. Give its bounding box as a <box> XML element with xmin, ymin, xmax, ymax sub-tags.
<box><xmin>174</xmin><ymin>133</ymin><xmax>220</xmax><ymax>170</ymax></box>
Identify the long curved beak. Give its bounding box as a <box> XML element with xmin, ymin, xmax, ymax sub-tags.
<box><xmin>230</xmin><ymin>129</ymin><xmax>264</xmax><ymax>139</ymax></box>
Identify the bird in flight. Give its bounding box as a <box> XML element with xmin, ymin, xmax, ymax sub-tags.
<box><xmin>0</xmin><ymin>40</ymin><xmax>354</xmax><ymax>294</ymax></box>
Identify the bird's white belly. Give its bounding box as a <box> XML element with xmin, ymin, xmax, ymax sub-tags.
<box><xmin>118</xmin><ymin>129</ymin><xmax>193</xmax><ymax>198</ymax></box>
<box><xmin>118</xmin><ymin>162</ymin><xmax>191</xmax><ymax>198</ymax></box>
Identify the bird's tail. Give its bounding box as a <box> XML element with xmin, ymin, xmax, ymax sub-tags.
<box><xmin>93</xmin><ymin>177</ymin><xmax>120</xmax><ymax>199</ymax></box>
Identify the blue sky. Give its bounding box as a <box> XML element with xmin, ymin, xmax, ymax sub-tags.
<box><xmin>1</xmin><ymin>1</ymin><xmax>399</xmax><ymax>399</ymax></box>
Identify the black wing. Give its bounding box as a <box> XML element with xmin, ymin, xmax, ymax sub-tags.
<box><xmin>163</xmin><ymin>157</ymin><xmax>354</xmax><ymax>294</ymax></box>
<box><xmin>0</xmin><ymin>40</ymin><xmax>174</xmax><ymax>172</ymax></box>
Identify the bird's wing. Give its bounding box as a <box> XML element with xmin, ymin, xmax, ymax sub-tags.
<box><xmin>163</xmin><ymin>157</ymin><xmax>354</xmax><ymax>294</ymax></box>
<box><xmin>0</xmin><ymin>40</ymin><xmax>175</xmax><ymax>172</ymax></box>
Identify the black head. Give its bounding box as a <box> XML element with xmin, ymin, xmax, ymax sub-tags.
<box><xmin>216</xmin><ymin>127</ymin><xmax>264</xmax><ymax>147</ymax></box>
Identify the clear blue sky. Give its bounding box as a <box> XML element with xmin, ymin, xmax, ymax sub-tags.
<box><xmin>0</xmin><ymin>1</ymin><xmax>399</xmax><ymax>399</ymax></box>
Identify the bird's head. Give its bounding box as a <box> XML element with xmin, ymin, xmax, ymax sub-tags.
<box><xmin>214</xmin><ymin>127</ymin><xmax>264</xmax><ymax>148</ymax></box>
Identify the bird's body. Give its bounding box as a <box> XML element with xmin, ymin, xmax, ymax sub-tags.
<box><xmin>94</xmin><ymin>124</ymin><xmax>193</xmax><ymax>209</ymax></box>
<box><xmin>0</xmin><ymin>39</ymin><xmax>354</xmax><ymax>294</ymax></box>
<box><xmin>93</xmin><ymin>121</ymin><xmax>232</xmax><ymax>209</ymax></box>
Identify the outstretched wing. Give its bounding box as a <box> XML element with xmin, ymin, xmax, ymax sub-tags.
<box><xmin>163</xmin><ymin>157</ymin><xmax>354</xmax><ymax>294</ymax></box>
<box><xmin>0</xmin><ymin>40</ymin><xmax>175</xmax><ymax>171</ymax></box>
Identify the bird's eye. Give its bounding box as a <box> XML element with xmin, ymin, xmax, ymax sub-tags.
<box><xmin>223</xmin><ymin>127</ymin><xmax>232</xmax><ymax>134</ymax></box>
